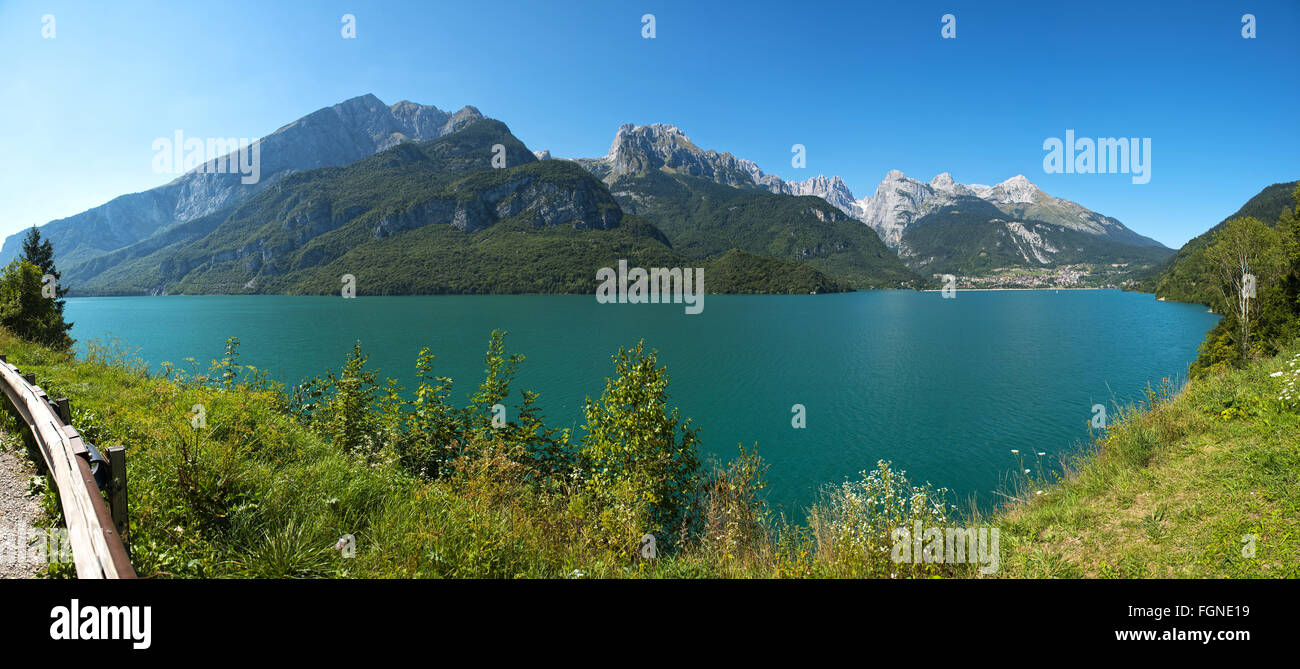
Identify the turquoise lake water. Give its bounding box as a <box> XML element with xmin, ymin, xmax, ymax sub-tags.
<box><xmin>64</xmin><ymin>290</ymin><xmax>1220</xmax><ymax>515</ymax></box>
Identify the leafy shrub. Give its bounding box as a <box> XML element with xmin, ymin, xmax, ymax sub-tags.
<box><xmin>579</xmin><ymin>341</ymin><xmax>702</xmax><ymax>552</ymax></box>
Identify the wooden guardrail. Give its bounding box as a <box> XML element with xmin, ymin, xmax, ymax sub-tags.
<box><xmin>0</xmin><ymin>355</ymin><xmax>135</xmax><ymax>579</ymax></box>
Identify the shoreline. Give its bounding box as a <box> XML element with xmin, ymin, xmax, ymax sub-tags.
<box><xmin>920</xmin><ymin>287</ymin><xmax>1107</xmax><ymax>292</ymax></box>
<box><xmin>66</xmin><ymin>286</ymin><xmax>1113</xmax><ymax>299</ymax></box>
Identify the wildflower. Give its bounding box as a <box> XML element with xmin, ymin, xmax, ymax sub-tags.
<box><xmin>1010</xmin><ymin>449</ymin><xmax>1019</xmax><ymax>454</ymax></box>
<box><xmin>1036</xmin><ymin>490</ymin><xmax>1043</xmax><ymax>495</ymax></box>
<box><xmin>1037</xmin><ymin>452</ymin><xmax>1046</xmax><ymax>456</ymax></box>
<box><xmin>1270</xmin><ymin>371</ymin><xmax>1284</xmax><ymax>377</ymax></box>
<box><xmin>1025</xmin><ymin>469</ymin><xmax>1031</xmax><ymax>474</ymax></box>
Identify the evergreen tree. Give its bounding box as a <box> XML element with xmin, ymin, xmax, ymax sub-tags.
<box><xmin>20</xmin><ymin>227</ymin><xmax>64</xmax><ymax>289</ymax></box>
<box><xmin>18</xmin><ymin>225</ymin><xmax>71</xmax><ymax>323</ymax></box>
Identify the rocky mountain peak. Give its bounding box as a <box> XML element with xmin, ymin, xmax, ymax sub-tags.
<box><xmin>986</xmin><ymin>174</ymin><xmax>1041</xmax><ymax>204</ymax></box>
<box><xmin>443</xmin><ymin>105</ymin><xmax>485</xmax><ymax>133</ymax></box>
<box><xmin>785</xmin><ymin>174</ymin><xmax>862</xmax><ymax>216</ymax></box>
<box><xmin>388</xmin><ymin>99</ymin><xmax>424</xmax><ymax>113</ymax></box>
<box><xmin>448</xmin><ymin>104</ymin><xmax>483</xmax><ymax>121</ymax></box>
<box><xmin>585</xmin><ymin>123</ymin><xmax>776</xmax><ymax>189</ymax></box>
<box><xmin>339</xmin><ymin>92</ymin><xmax>385</xmax><ymax>110</ymax></box>
<box><xmin>608</xmin><ymin>123</ymin><xmax>694</xmax><ymax>153</ymax></box>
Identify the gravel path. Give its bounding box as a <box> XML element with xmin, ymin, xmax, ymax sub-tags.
<box><xmin>0</xmin><ymin>435</ymin><xmax>43</xmax><ymax>579</ymax></box>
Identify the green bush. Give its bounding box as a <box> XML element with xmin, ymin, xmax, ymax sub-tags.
<box><xmin>0</xmin><ymin>260</ymin><xmax>73</xmax><ymax>350</ymax></box>
<box><xmin>579</xmin><ymin>341</ymin><xmax>703</xmax><ymax>551</ymax></box>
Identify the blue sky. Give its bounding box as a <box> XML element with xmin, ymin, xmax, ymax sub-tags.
<box><xmin>1</xmin><ymin>0</ymin><xmax>1296</xmax><ymax>248</ymax></box>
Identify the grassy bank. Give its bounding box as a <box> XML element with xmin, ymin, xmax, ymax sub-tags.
<box><xmin>2</xmin><ymin>327</ymin><xmax>1295</xmax><ymax>578</ymax></box>
<box><xmin>990</xmin><ymin>347</ymin><xmax>1299</xmax><ymax>577</ymax></box>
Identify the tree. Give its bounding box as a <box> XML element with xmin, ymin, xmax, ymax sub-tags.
<box><xmin>324</xmin><ymin>342</ymin><xmax>380</xmax><ymax>458</ymax></box>
<box><xmin>20</xmin><ymin>226</ymin><xmax>66</xmax><ymax>295</ymax></box>
<box><xmin>1203</xmin><ymin>216</ymin><xmax>1285</xmax><ymax>360</ymax></box>
<box><xmin>395</xmin><ymin>347</ymin><xmax>465</xmax><ymax>479</ymax></box>
<box><xmin>467</xmin><ymin>330</ymin><xmax>524</xmax><ymax>439</ymax></box>
<box><xmin>18</xmin><ymin>226</ymin><xmax>71</xmax><ymax>328</ymax></box>
<box><xmin>580</xmin><ymin>341</ymin><xmax>702</xmax><ymax>546</ymax></box>
<box><xmin>0</xmin><ymin>260</ymin><xmax>74</xmax><ymax>350</ymax></box>
<box><xmin>389</xmin><ymin>333</ymin><xmax>572</xmax><ymax>481</ymax></box>
<box><xmin>461</xmin><ymin>331</ymin><xmax>572</xmax><ymax>478</ymax></box>
<box><xmin>1277</xmin><ymin>185</ymin><xmax>1300</xmax><ymax>322</ymax></box>
<box><xmin>21</xmin><ymin>226</ymin><xmax>51</xmax><ymax>271</ymax></box>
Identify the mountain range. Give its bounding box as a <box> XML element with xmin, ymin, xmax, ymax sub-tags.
<box><xmin>0</xmin><ymin>94</ymin><xmax>483</xmax><ymax>268</ymax></box>
<box><xmin>9</xmin><ymin>94</ymin><xmax>1182</xmax><ymax>296</ymax></box>
<box><xmin>567</xmin><ymin>122</ymin><xmax>1169</xmax><ymax>274</ymax></box>
<box><xmin>53</xmin><ymin>104</ymin><xmax>854</xmax><ymax>296</ymax></box>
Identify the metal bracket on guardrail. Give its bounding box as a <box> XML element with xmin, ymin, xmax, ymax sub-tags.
<box><xmin>107</xmin><ymin>445</ymin><xmax>130</xmax><ymax>555</ymax></box>
<box><xmin>84</xmin><ymin>441</ymin><xmax>109</xmax><ymax>491</ymax></box>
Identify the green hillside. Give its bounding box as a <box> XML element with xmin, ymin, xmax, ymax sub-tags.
<box><xmin>900</xmin><ymin>197</ymin><xmax>1172</xmax><ymax>276</ymax></box>
<box><xmin>1138</xmin><ymin>181</ymin><xmax>1299</xmax><ymax>304</ymax></box>
<box><xmin>699</xmin><ymin>248</ymin><xmax>850</xmax><ymax>294</ymax></box>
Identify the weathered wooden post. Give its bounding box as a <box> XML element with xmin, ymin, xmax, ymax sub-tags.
<box><xmin>107</xmin><ymin>445</ymin><xmax>129</xmax><ymax>554</ymax></box>
<box><xmin>55</xmin><ymin>397</ymin><xmax>71</xmax><ymax>424</ymax></box>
